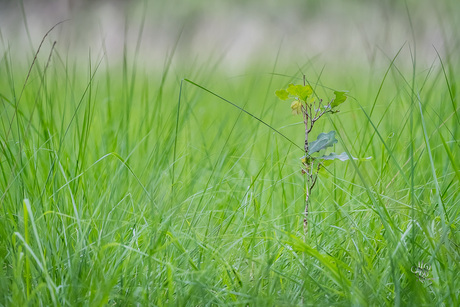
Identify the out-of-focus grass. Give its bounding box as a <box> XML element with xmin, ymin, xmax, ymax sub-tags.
<box><xmin>1</xmin><ymin>1</ymin><xmax>459</xmax><ymax>306</ymax></box>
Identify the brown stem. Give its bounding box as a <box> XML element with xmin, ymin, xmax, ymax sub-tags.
<box><xmin>303</xmin><ymin>99</ymin><xmax>322</xmax><ymax>238</ymax></box>
<box><xmin>304</xmin><ymin>189</ymin><xmax>310</xmax><ymax>236</ymax></box>
<box><xmin>304</xmin><ymin>124</ymin><xmax>309</xmax><ymax>153</ymax></box>
<box><xmin>303</xmin><ymin>103</ymin><xmax>309</xmax><ymax>153</ymax></box>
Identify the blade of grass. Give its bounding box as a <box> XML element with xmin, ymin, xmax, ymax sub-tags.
<box><xmin>183</xmin><ymin>78</ymin><xmax>303</xmax><ymax>152</ymax></box>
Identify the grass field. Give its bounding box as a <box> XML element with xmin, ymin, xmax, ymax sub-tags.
<box><xmin>1</xmin><ymin>1</ymin><xmax>459</xmax><ymax>306</ymax></box>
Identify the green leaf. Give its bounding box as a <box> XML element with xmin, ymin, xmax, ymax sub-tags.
<box><xmin>331</xmin><ymin>91</ymin><xmax>347</xmax><ymax>108</ymax></box>
<box><xmin>319</xmin><ymin>152</ymin><xmax>372</xmax><ymax>161</ymax></box>
<box><xmin>275</xmin><ymin>89</ymin><xmax>289</xmax><ymax>100</ymax></box>
<box><xmin>308</xmin><ymin>131</ymin><xmax>338</xmax><ymax>154</ymax></box>
<box><xmin>320</xmin><ymin>152</ymin><xmax>352</xmax><ymax>161</ymax></box>
<box><xmin>286</xmin><ymin>84</ymin><xmax>313</xmax><ymax>101</ymax></box>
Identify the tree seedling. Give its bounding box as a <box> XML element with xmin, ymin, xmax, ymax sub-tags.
<box><xmin>178</xmin><ymin>77</ymin><xmax>368</xmax><ymax>238</ymax></box>
<box><xmin>275</xmin><ymin>77</ymin><xmax>360</xmax><ymax>236</ymax></box>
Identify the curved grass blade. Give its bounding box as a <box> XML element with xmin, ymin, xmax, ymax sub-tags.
<box><xmin>183</xmin><ymin>78</ymin><xmax>303</xmax><ymax>152</ymax></box>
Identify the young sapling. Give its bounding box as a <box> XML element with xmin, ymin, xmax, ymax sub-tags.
<box><xmin>275</xmin><ymin>77</ymin><xmax>353</xmax><ymax>236</ymax></box>
<box><xmin>178</xmin><ymin>77</ymin><xmax>366</xmax><ymax>238</ymax></box>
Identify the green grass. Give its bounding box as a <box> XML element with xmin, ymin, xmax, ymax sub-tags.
<box><xmin>1</xmin><ymin>14</ymin><xmax>460</xmax><ymax>307</ymax></box>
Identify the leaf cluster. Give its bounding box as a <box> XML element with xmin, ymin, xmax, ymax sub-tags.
<box><xmin>301</xmin><ymin>131</ymin><xmax>360</xmax><ymax>175</ymax></box>
<box><xmin>275</xmin><ymin>82</ymin><xmax>369</xmax><ymax>176</ymax></box>
<box><xmin>275</xmin><ymin>84</ymin><xmax>347</xmax><ymax>115</ymax></box>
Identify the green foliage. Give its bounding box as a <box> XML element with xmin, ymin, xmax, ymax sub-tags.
<box><xmin>275</xmin><ymin>83</ymin><xmax>354</xmax><ymax>178</ymax></box>
<box><xmin>275</xmin><ymin>89</ymin><xmax>289</xmax><ymax>100</ymax></box>
<box><xmin>286</xmin><ymin>84</ymin><xmax>313</xmax><ymax>101</ymax></box>
<box><xmin>320</xmin><ymin>152</ymin><xmax>372</xmax><ymax>161</ymax></box>
<box><xmin>331</xmin><ymin>91</ymin><xmax>348</xmax><ymax>108</ymax></box>
<box><xmin>320</xmin><ymin>152</ymin><xmax>354</xmax><ymax>161</ymax></box>
<box><xmin>309</xmin><ymin>131</ymin><xmax>338</xmax><ymax>154</ymax></box>
<box><xmin>275</xmin><ymin>83</ymin><xmax>367</xmax><ymax>178</ymax></box>
<box><xmin>275</xmin><ymin>80</ymin><xmax>373</xmax><ymax>242</ymax></box>
<box><xmin>275</xmin><ymin>83</ymin><xmax>313</xmax><ymax>102</ymax></box>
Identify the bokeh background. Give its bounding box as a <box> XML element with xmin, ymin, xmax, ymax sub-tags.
<box><xmin>1</xmin><ymin>0</ymin><xmax>457</xmax><ymax>73</ymax></box>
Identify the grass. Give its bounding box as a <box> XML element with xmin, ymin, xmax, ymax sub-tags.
<box><xmin>1</xmin><ymin>11</ymin><xmax>460</xmax><ymax>306</ymax></box>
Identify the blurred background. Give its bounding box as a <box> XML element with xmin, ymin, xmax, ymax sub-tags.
<box><xmin>0</xmin><ymin>0</ymin><xmax>457</xmax><ymax>73</ymax></box>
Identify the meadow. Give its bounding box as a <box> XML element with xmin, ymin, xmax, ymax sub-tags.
<box><xmin>1</xmin><ymin>1</ymin><xmax>459</xmax><ymax>305</ymax></box>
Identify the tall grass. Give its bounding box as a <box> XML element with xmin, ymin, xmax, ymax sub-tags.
<box><xmin>1</xmin><ymin>14</ymin><xmax>459</xmax><ymax>307</ymax></box>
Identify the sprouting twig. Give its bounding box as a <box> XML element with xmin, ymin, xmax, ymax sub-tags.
<box><xmin>275</xmin><ymin>76</ymin><xmax>349</xmax><ymax>240</ymax></box>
